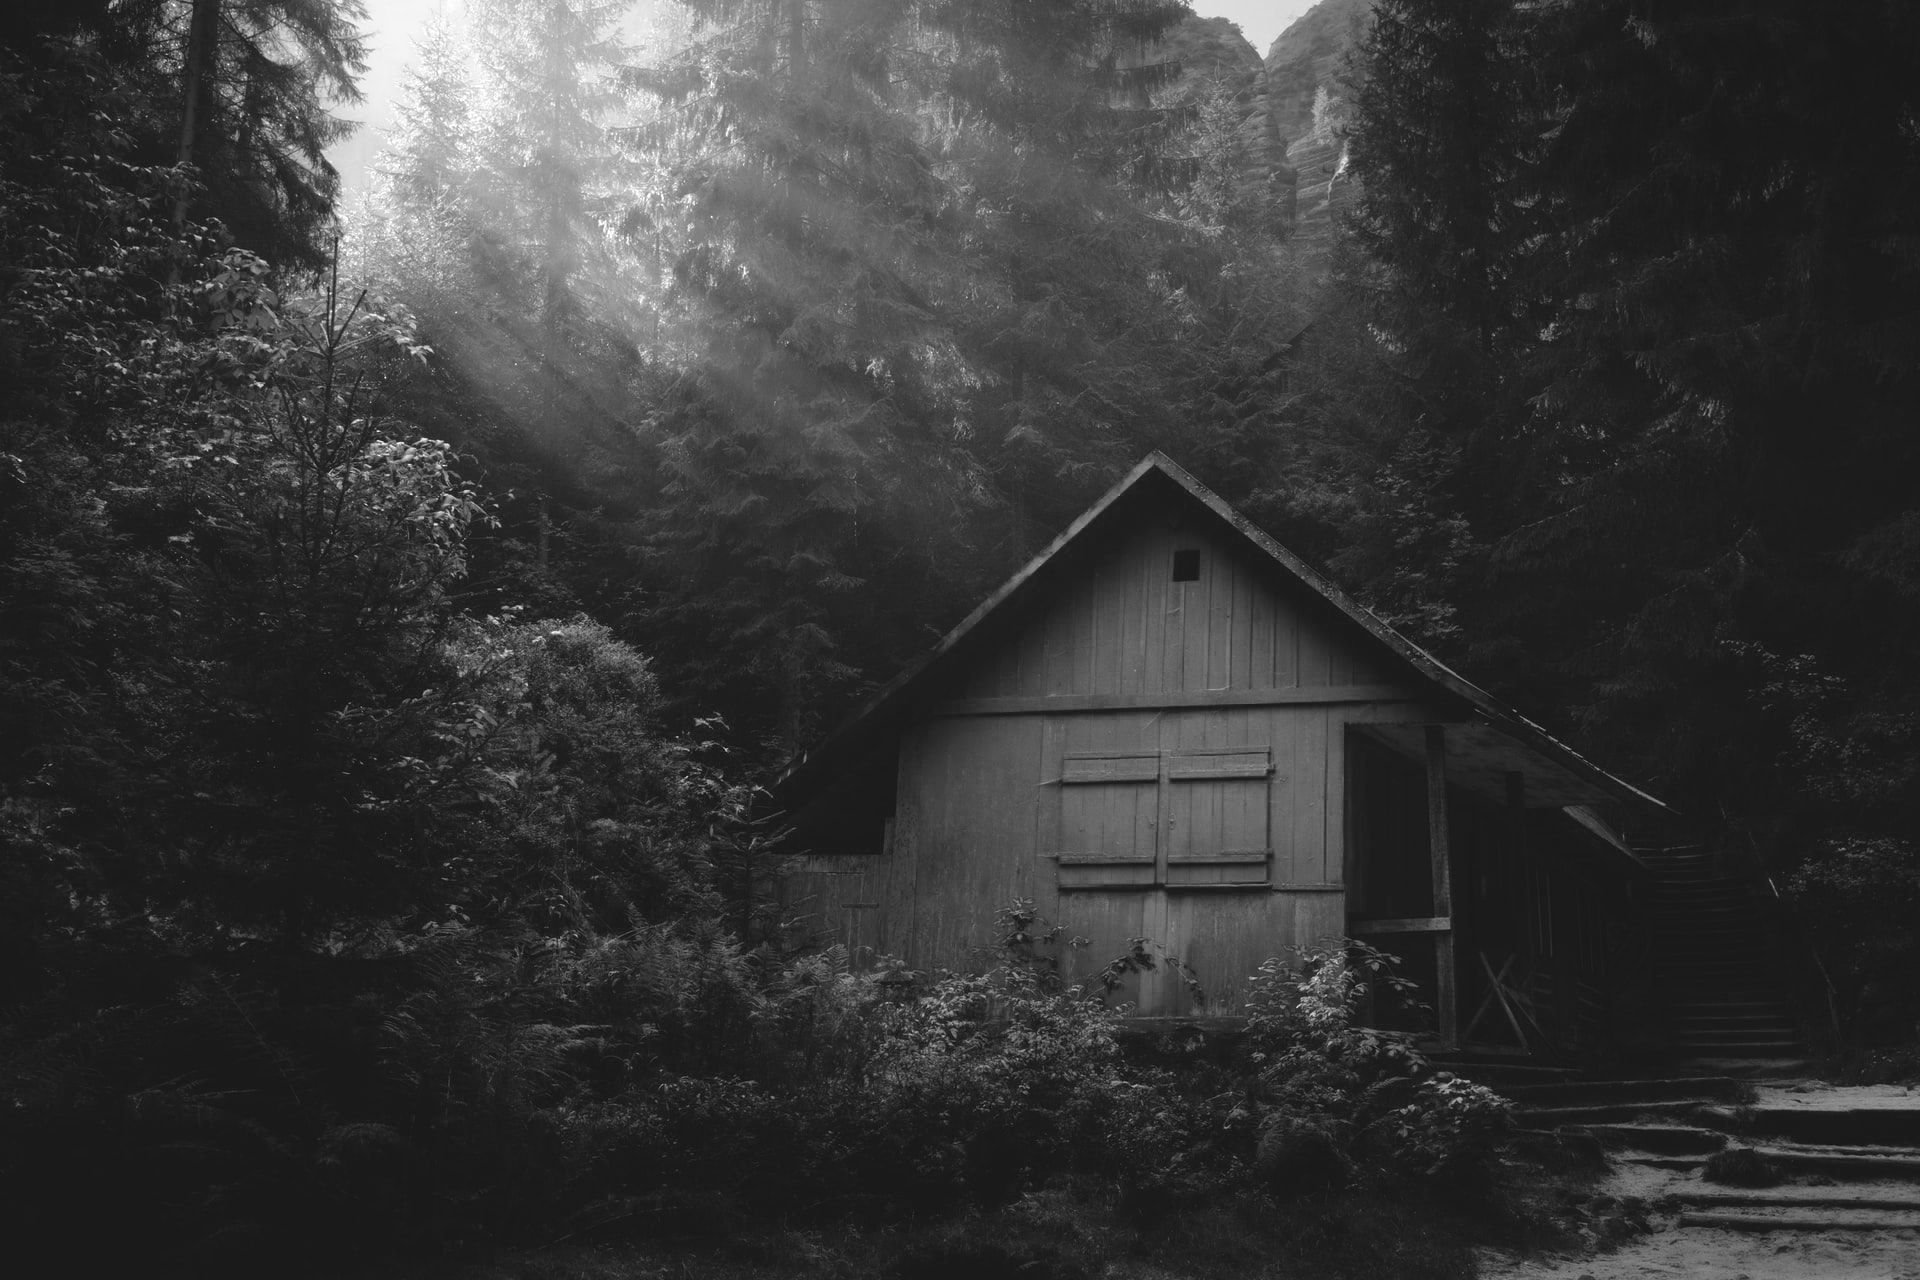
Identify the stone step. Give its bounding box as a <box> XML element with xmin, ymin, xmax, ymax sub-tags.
<box><xmin>1653</xmin><ymin>938</ymin><xmax>1775</xmax><ymax>950</ymax></box>
<box><xmin>1649</xmin><ymin>921</ymin><xmax>1769</xmax><ymax>935</ymax></box>
<box><xmin>1672</xmin><ymin>1188</ymin><xmax>1920</xmax><ymax>1213</ymax></box>
<box><xmin>1668</xmin><ymin>998</ymin><xmax>1793</xmax><ymax>1009</ymax></box>
<box><xmin>1668</xmin><ymin>1013</ymin><xmax>1798</xmax><ymax>1027</ymax></box>
<box><xmin>1671</xmin><ymin>1021</ymin><xmax>1799</xmax><ymax>1036</ymax></box>
<box><xmin>1432</xmin><ymin>1059</ymin><xmax>1584</xmax><ymax>1085</ymax></box>
<box><xmin>1665</xmin><ymin>999</ymin><xmax>1796</xmax><ymax>1011</ymax></box>
<box><xmin>1679</xmin><ymin>1209</ymin><xmax>1920</xmax><ymax>1231</ymax></box>
<box><xmin>1581</xmin><ymin>1123</ymin><xmax>1728</xmax><ymax>1155</ymax></box>
<box><xmin>1652</xmin><ymin>908</ymin><xmax>1755</xmax><ymax>918</ymax></box>
<box><xmin>1648</xmin><ymin>875</ymin><xmax>1749</xmax><ymax>887</ymax></box>
<box><xmin>1649</xmin><ymin>921</ymin><xmax>1768</xmax><ymax>933</ymax></box>
<box><xmin>1671</xmin><ymin>1042</ymin><xmax>1805</xmax><ymax>1058</ymax></box>
<box><xmin>1652</xmin><ymin>922</ymin><xmax>1764</xmax><ymax>933</ymax></box>
<box><xmin>1676</xmin><ymin>1057</ymin><xmax>1816</xmax><ymax>1077</ymax></box>
<box><xmin>1516</xmin><ymin>1098</ymin><xmax>1720</xmax><ymax>1126</ymax></box>
<box><xmin>1700</xmin><ymin>1106</ymin><xmax>1920</xmax><ymax>1147</ymax></box>
<box><xmin>1653</xmin><ymin>938</ymin><xmax>1773</xmax><ymax>949</ymax></box>
<box><xmin>1658</xmin><ymin>971</ymin><xmax>1789</xmax><ymax>982</ymax></box>
<box><xmin>1753</xmin><ymin>1142</ymin><xmax>1920</xmax><ymax>1181</ymax></box>
<box><xmin>1655</xmin><ymin>941</ymin><xmax>1780</xmax><ymax>952</ymax></box>
<box><xmin>1652</xmin><ymin>939</ymin><xmax>1775</xmax><ymax>951</ymax></box>
<box><xmin>1620</xmin><ymin>1152</ymin><xmax>1708</xmax><ymax>1171</ymax></box>
<box><xmin>1498</xmin><ymin>1075</ymin><xmax>1741</xmax><ymax>1106</ymax></box>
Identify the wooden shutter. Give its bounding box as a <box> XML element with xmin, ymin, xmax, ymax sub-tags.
<box><xmin>1056</xmin><ymin>752</ymin><xmax>1158</xmax><ymax>888</ymax></box>
<box><xmin>1165</xmin><ymin>750</ymin><xmax>1273</xmax><ymax>888</ymax></box>
<box><xmin>1053</xmin><ymin>748</ymin><xmax>1274</xmax><ymax>890</ymax></box>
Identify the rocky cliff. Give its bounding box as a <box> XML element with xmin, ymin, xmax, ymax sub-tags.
<box><xmin>1151</xmin><ymin>0</ymin><xmax>1372</xmax><ymax>246</ymax></box>
<box><xmin>1263</xmin><ymin>0</ymin><xmax>1373</xmax><ymax>148</ymax></box>
<box><xmin>1150</xmin><ymin>14</ymin><xmax>1295</xmax><ymax>232</ymax></box>
<box><xmin>1267</xmin><ymin>0</ymin><xmax>1373</xmax><ymax>249</ymax></box>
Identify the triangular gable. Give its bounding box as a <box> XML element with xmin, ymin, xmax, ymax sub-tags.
<box><xmin>775</xmin><ymin>453</ymin><xmax>1666</xmax><ymax>815</ymax></box>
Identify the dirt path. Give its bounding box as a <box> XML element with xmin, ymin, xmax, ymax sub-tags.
<box><xmin>1480</xmin><ymin>1227</ymin><xmax>1919</xmax><ymax>1280</ymax></box>
<box><xmin>1479</xmin><ymin>1081</ymin><xmax>1920</xmax><ymax>1280</ymax></box>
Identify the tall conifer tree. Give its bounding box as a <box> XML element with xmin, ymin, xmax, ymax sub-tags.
<box><xmin>113</xmin><ymin>0</ymin><xmax>370</xmax><ymax>269</ymax></box>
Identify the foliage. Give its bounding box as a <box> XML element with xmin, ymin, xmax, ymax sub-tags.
<box><xmin>104</xmin><ymin>0</ymin><xmax>371</xmax><ymax>270</ymax></box>
<box><xmin>0</xmin><ymin>42</ymin><xmax>758</xmax><ymax>1271</ymax></box>
<box><xmin>1243</xmin><ymin>939</ymin><xmax>1511</xmax><ymax>1183</ymax></box>
<box><xmin>348</xmin><ymin>0</ymin><xmax>1314</xmax><ymax>753</ymax></box>
<box><xmin>1334</xmin><ymin>0</ymin><xmax>1920</xmax><ymax>1019</ymax></box>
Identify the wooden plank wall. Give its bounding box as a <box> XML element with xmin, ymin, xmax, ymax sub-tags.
<box><xmin>795</xmin><ymin>505</ymin><xmax>1459</xmax><ymax>1015</ymax></box>
<box><xmin>952</xmin><ymin>519</ymin><xmax>1403</xmax><ymax>700</ymax></box>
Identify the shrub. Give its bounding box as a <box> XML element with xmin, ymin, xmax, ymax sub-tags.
<box><xmin>1240</xmin><ymin>938</ymin><xmax>1512</xmax><ymax>1186</ymax></box>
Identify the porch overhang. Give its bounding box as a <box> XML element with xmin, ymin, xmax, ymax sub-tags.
<box><xmin>1353</xmin><ymin>719</ymin><xmax>1654</xmax><ymax>812</ymax></box>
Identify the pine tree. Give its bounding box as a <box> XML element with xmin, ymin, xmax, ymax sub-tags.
<box><xmin>617</xmin><ymin>0</ymin><xmax>1213</xmax><ymax>747</ymax></box>
<box><xmin>1346</xmin><ymin>0</ymin><xmax>1544</xmax><ymax>464</ymax></box>
<box><xmin>382</xmin><ymin>15</ymin><xmax>474</xmax><ymax>210</ymax></box>
<box><xmin>113</xmin><ymin>0</ymin><xmax>371</xmax><ymax>270</ymax></box>
<box><xmin>1340</xmin><ymin>0</ymin><xmax>1920</xmax><ymax>1001</ymax></box>
<box><xmin>352</xmin><ymin>0</ymin><xmax>657</xmax><ymax>630</ymax></box>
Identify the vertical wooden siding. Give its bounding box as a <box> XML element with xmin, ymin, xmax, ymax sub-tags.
<box><xmin>954</xmin><ymin>518</ymin><xmax>1401</xmax><ymax>700</ymax></box>
<box><xmin>798</xmin><ymin>502</ymin><xmax>1452</xmax><ymax>1015</ymax></box>
<box><xmin>885</xmin><ymin>702</ymin><xmax>1445</xmax><ymax>1013</ymax></box>
<box><xmin>884</xmin><ymin>714</ymin><xmax>1049</xmax><ymax>971</ymax></box>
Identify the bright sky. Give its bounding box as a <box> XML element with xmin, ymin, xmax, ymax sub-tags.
<box><xmin>1206</xmin><ymin>0</ymin><xmax>1318</xmax><ymax>56</ymax></box>
<box><xmin>329</xmin><ymin>0</ymin><xmax>1322</xmax><ymax>197</ymax></box>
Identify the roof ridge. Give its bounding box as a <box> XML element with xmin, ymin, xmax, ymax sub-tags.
<box><xmin>774</xmin><ymin>452</ymin><xmax>1666</xmax><ymax>815</ymax></box>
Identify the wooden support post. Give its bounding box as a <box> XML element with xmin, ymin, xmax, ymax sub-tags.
<box><xmin>1426</xmin><ymin>725</ymin><xmax>1457</xmax><ymax>1050</ymax></box>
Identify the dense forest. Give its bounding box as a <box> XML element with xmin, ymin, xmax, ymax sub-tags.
<box><xmin>2</xmin><ymin>0</ymin><xmax>1918</xmax><ymax>1274</ymax></box>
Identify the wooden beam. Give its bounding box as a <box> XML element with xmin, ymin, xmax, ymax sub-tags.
<box><xmin>1427</xmin><ymin>725</ymin><xmax>1457</xmax><ymax>1050</ymax></box>
<box><xmin>1351</xmin><ymin>916</ymin><xmax>1453</xmax><ymax>934</ymax></box>
<box><xmin>933</xmin><ymin>685</ymin><xmax>1426</xmax><ymax>718</ymax></box>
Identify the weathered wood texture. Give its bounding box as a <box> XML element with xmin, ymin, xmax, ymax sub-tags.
<box><xmin>952</xmin><ymin>519</ymin><xmax>1402</xmax><ymax>701</ymax></box>
<box><xmin>1339</xmin><ymin>732</ymin><xmax>1655</xmax><ymax>1056</ymax></box>
<box><xmin>782</xmin><ymin>463</ymin><xmax>1661</xmax><ymax>1044</ymax></box>
<box><xmin>795</xmin><ymin>515</ymin><xmax>1454</xmax><ymax>1015</ymax></box>
<box><xmin>1426</xmin><ymin>725</ymin><xmax>1458</xmax><ymax>1049</ymax></box>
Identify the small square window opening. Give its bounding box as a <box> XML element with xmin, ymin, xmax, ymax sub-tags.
<box><xmin>1172</xmin><ymin>548</ymin><xmax>1201</xmax><ymax>581</ymax></box>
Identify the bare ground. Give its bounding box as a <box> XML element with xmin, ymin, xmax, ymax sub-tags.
<box><xmin>1479</xmin><ymin>1081</ymin><xmax>1920</xmax><ymax>1280</ymax></box>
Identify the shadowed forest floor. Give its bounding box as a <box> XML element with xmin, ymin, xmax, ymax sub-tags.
<box><xmin>330</xmin><ymin>1156</ymin><xmax>1591</xmax><ymax>1280</ymax></box>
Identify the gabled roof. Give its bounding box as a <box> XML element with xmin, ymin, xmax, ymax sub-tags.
<box><xmin>775</xmin><ymin>452</ymin><xmax>1667</xmax><ymax>815</ymax></box>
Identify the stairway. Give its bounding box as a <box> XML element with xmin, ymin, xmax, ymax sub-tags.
<box><xmin>1494</xmin><ymin>1074</ymin><xmax>1920</xmax><ymax>1233</ymax></box>
<box><xmin>1638</xmin><ymin>845</ymin><xmax>1806</xmax><ymax>1061</ymax></box>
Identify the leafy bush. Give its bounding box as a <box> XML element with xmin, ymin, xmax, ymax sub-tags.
<box><xmin>1240</xmin><ymin>939</ymin><xmax>1513</xmax><ymax>1185</ymax></box>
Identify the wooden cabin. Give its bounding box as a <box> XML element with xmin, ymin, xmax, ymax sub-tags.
<box><xmin>776</xmin><ymin>454</ymin><xmax>1668</xmax><ymax>1056</ymax></box>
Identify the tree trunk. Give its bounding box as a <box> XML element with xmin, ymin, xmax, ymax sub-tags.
<box><xmin>787</xmin><ymin>0</ymin><xmax>805</xmax><ymax>83</ymax></box>
<box><xmin>173</xmin><ymin>0</ymin><xmax>220</xmax><ymax>230</ymax></box>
